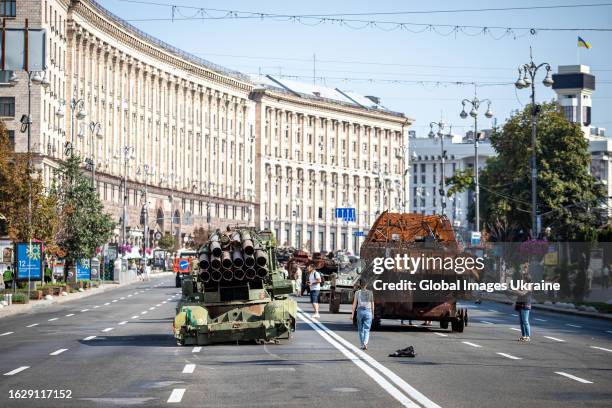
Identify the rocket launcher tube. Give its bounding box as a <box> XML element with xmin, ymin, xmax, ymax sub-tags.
<box><xmin>221</xmin><ymin>251</ymin><xmax>232</xmax><ymax>269</ymax></box>
<box><xmin>222</xmin><ymin>269</ymin><xmax>233</xmax><ymax>281</ymax></box>
<box><xmin>242</xmin><ymin>239</ymin><xmax>255</xmax><ymax>256</ymax></box>
<box><xmin>198</xmin><ymin>253</ymin><xmax>210</xmax><ymax>270</ymax></box>
<box><xmin>244</xmin><ymin>255</ymin><xmax>255</xmax><ymax>268</ymax></box>
<box><xmin>200</xmin><ymin>270</ymin><xmax>211</xmax><ymax>283</ymax></box>
<box><xmin>256</xmin><ymin>266</ymin><xmax>268</xmax><ymax>278</ymax></box>
<box><xmin>211</xmin><ymin>269</ymin><xmax>222</xmax><ymax>282</ymax></box>
<box><xmin>255</xmin><ymin>249</ymin><xmax>268</xmax><ymax>267</ymax></box>
<box><xmin>245</xmin><ymin>268</ymin><xmax>256</xmax><ymax>280</ymax></box>
<box><xmin>232</xmin><ymin>249</ymin><xmax>244</xmax><ymax>268</ymax></box>
<box><xmin>210</xmin><ymin>241</ymin><xmax>222</xmax><ymax>257</ymax></box>
<box><xmin>210</xmin><ymin>255</ymin><xmax>221</xmax><ymax>270</ymax></box>
<box><xmin>233</xmin><ymin>268</ymin><xmax>246</xmax><ymax>280</ymax></box>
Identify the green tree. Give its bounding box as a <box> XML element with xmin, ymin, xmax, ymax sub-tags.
<box><xmin>53</xmin><ymin>154</ymin><xmax>115</xmax><ymax>280</ymax></box>
<box><xmin>0</xmin><ymin>121</ymin><xmax>59</xmax><ymax>250</ymax></box>
<box><xmin>449</xmin><ymin>102</ymin><xmax>604</xmax><ymax>241</ymax></box>
<box><xmin>158</xmin><ymin>232</ymin><xmax>176</xmax><ymax>252</ymax></box>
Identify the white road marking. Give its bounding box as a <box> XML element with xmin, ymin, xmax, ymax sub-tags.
<box><xmin>131</xmin><ymin>315</ymin><xmax>139</xmax><ymax>319</ymax></box>
<box><xmin>83</xmin><ymin>335</ymin><xmax>97</xmax><ymax>341</ymax></box>
<box><xmin>182</xmin><ymin>364</ymin><xmax>196</xmax><ymax>374</ymax></box>
<box><xmin>65</xmin><ymin>313</ymin><xmax>75</xmax><ymax>317</ymax></box>
<box><xmin>118</xmin><ymin>321</ymin><xmax>128</xmax><ymax>325</ymax></box>
<box><xmin>81</xmin><ymin>309</ymin><xmax>89</xmax><ymax>312</ymax></box>
<box><xmin>555</xmin><ymin>372</ymin><xmax>593</xmax><ymax>384</ymax></box>
<box><xmin>141</xmin><ymin>311</ymin><xmax>148</xmax><ymax>315</ymax></box>
<box><xmin>101</xmin><ymin>327</ymin><xmax>114</xmax><ymax>332</ymax></box>
<box><xmin>590</xmin><ymin>346</ymin><xmax>612</xmax><ymax>353</ymax></box>
<box><xmin>50</xmin><ymin>348</ymin><xmax>68</xmax><ymax>356</ymax></box>
<box><xmin>93</xmin><ymin>305</ymin><xmax>100</xmax><ymax>309</ymax></box>
<box><xmin>566</xmin><ymin>324</ymin><xmax>582</xmax><ymax>328</ymax></box>
<box><xmin>4</xmin><ymin>366</ymin><xmax>29</xmax><ymax>376</ymax></box>
<box><xmin>26</xmin><ymin>323</ymin><xmax>39</xmax><ymax>328</ymax></box>
<box><xmin>104</xmin><ymin>302</ymin><xmax>110</xmax><ymax>306</ymax></box>
<box><xmin>192</xmin><ymin>347</ymin><xmax>202</xmax><ymax>353</ymax></box>
<box><xmin>462</xmin><ymin>341</ymin><xmax>482</xmax><ymax>348</ymax></box>
<box><xmin>268</xmin><ymin>367</ymin><xmax>295</xmax><ymax>371</ymax></box>
<box><xmin>162</xmin><ymin>301</ymin><xmax>167</xmax><ymax>304</ymax></box>
<box><xmin>606</xmin><ymin>330</ymin><xmax>612</xmax><ymax>335</ymax></box>
<box><xmin>488</xmin><ymin>309</ymin><xmax>497</xmax><ymax>313</ymax></box>
<box><xmin>535</xmin><ymin>318</ymin><xmax>547</xmax><ymax>322</ymax></box>
<box><xmin>509</xmin><ymin>328</ymin><xmax>521</xmax><ymax>332</ymax></box>
<box><xmin>496</xmin><ymin>352</ymin><xmax>522</xmax><ymax>360</ymax></box>
<box><xmin>433</xmin><ymin>332</ymin><xmax>448</xmax><ymax>337</ymax></box>
<box><xmin>511</xmin><ymin>314</ymin><xmax>518</xmax><ymax>317</ymax></box>
<box><xmin>156</xmin><ymin>304</ymin><xmax>161</xmax><ymax>307</ymax></box>
<box><xmin>299</xmin><ymin>311</ymin><xmax>440</xmax><ymax>408</ymax></box>
<box><xmin>120</xmin><ymin>297</ymin><xmax>125</xmax><ymax>300</ymax></box>
<box><xmin>0</xmin><ymin>331</ymin><xmax>14</xmax><ymax>336</ymax></box>
<box><xmin>543</xmin><ymin>336</ymin><xmax>565</xmax><ymax>343</ymax></box>
<box><xmin>112</xmin><ymin>300</ymin><xmax>118</xmax><ymax>303</ymax></box>
<box><xmin>127</xmin><ymin>295</ymin><xmax>132</xmax><ymax>298</ymax></box>
<box><xmin>479</xmin><ymin>320</ymin><xmax>495</xmax><ymax>325</ymax></box>
<box><xmin>149</xmin><ymin>307</ymin><xmax>155</xmax><ymax>310</ymax></box>
<box><xmin>48</xmin><ymin>318</ymin><xmax>58</xmax><ymax>321</ymax></box>
<box><xmin>167</xmin><ymin>388</ymin><xmax>186</xmax><ymax>403</ymax></box>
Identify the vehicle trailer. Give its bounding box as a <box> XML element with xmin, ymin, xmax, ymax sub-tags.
<box><xmin>358</xmin><ymin>211</ymin><xmax>477</xmax><ymax>332</ymax></box>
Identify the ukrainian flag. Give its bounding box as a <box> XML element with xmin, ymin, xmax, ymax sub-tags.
<box><xmin>578</xmin><ymin>36</ymin><xmax>591</xmax><ymax>49</ymax></box>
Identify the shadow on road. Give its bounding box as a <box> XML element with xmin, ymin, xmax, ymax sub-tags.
<box><xmin>78</xmin><ymin>334</ymin><xmax>176</xmax><ymax>347</ymax></box>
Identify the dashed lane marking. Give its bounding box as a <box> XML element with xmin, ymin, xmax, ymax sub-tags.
<box><xmin>496</xmin><ymin>352</ymin><xmax>522</xmax><ymax>360</ymax></box>
<box><xmin>509</xmin><ymin>328</ymin><xmax>521</xmax><ymax>332</ymax></box>
<box><xmin>543</xmin><ymin>336</ymin><xmax>565</xmax><ymax>342</ymax></box>
<box><xmin>182</xmin><ymin>364</ymin><xmax>196</xmax><ymax>374</ymax></box>
<box><xmin>127</xmin><ymin>295</ymin><xmax>132</xmax><ymax>298</ymax></box>
<box><xmin>590</xmin><ymin>346</ymin><xmax>612</xmax><ymax>353</ymax></box>
<box><xmin>462</xmin><ymin>341</ymin><xmax>482</xmax><ymax>348</ymax></box>
<box><xmin>93</xmin><ymin>306</ymin><xmax>100</xmax><ymax>309</ymax></box>
<box><xmin>26</xmin><ymin>323</ymin><xmax>39</xmax><ymax>328</ymax></box>
<box><xmin>566</xmin><ymin>324</ymin><xmax>582</xmax><ymax>328</ymax></box>
<box><xmin>488</xmin><ymin>309</ymin><xmax>497</xmax><ymax>312</ymax></box>
<box><xmin>112</xmin><ymin>300</ymin><xmax>118</xmax><ymax>303</ymax></box>
<box><xmin>162</xmin><ymin>301</ymin><xmax>167</xmax><ymax>304</ymax></box>
<box><xmin>4</xmin><ymin>366</ymin><xmax>29</xmax><ymax>376</ymax></box>
<box><xmin>167</xmin><ymin>388</ymin><xmax>186</xmax><ymax>403</ymax></box>
<box><xmin>65</xmin><ymin>314</ymin><xmax>75</xmax><ymax>317</ymax></box>
<box><xmin>131</xmin><ymin>315</ymin><xmax>139</xmax><ymax>319</ymax></box>
<box><xmin>50</xmin><ymin>348</ymin><xmax>68</xmax><ymax>356</ymax></box>
<box><xmin>104</xmin><ymin>302</ymin><xmax>110</xmax><ymax>306</ymax></box>
<box><xmin>83</xmin><ymin>336</ymin><xmax>97</xmax><ymax>341</ymax></box>
<box><xmin>141</xmin><ymin>311</ymin><xmax>148</xmax><ymax>315</ymax></box>
<box><xmin>81</xmin><ymin>309</ymin><xmax>89</xmax><ymax>312</ymax></box>
<box><xmin>156</xmin><ymin>304</ymin><xmax>161</xmax><ymax>307</ymax></box>
<box><xmin>0</xmin><ymin>331</ymin><xmax>14</xmax><ymax>336</ymax></box>
<box><xmin>535</xmin><ymin>318</ymin><xmax>547</xmax><ymax>322</ymax></box>
<box><xmin>101</xmin><ymin>327</ymin><xmax>114</xmax><ymax>333</ymax></box>
<box><xmin>433</xmin><ymin>333</ymin><xmax>448</xmax><ymax>337</ymax></box>
<box><xmin>149</xmin><ymin>307</ymin><xmax>155</xmax><ymax>310</ymax></box>
<box><xmin>192</xmin><ymin>347</ymin><xmax>202</xmax><ymax>353</ymax></box>
<box><xmin>120</xmin><ymin>297</ymin><xmax>125</xmax><ymax>300</ymax></box>
<box><xmin>555</xmin><ymin>372</ymin><xmax>593</xmax><ymax>384</ymax></box>
<box><xmin>268</xmin><ymin>367</ymin><xmax>295</xmax><ymax>371</ymax></box>
<box><xmin>511</xmin><ymin>314</ymin><xmax>518</xmax><ymax>317</ymax></box>
<box><xmin>479</xmin><ymin>321</ymin><xmax>495</xmax><ymax>325</ymax></box>
<box><xmin>48</xmin><ymin>318</ymin><xmax>58</xmax><ymax>322</ymax></box>
<box><xmin>118</xmin><ymin>321</ymin><xmax>128</xmax><ymax>325</ymax></box>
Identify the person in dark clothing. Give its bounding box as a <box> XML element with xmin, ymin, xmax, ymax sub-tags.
<box><xmin>301</xmin><ymin>266</ymin><xmax>310</xmax><ymax>296</ymax></box>
<box><xmin>514</xmin><ymin>264</ymin><xmax>533</xmax><ymax>342</ymax></box>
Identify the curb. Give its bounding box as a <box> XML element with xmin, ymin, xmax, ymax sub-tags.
<box><xmin>0</xmin><ymin>272</ymin><xmax>173</xmax><ymax>319</ymax></box>
<box><xmin>484</xmin><ymin>297</ymin><xmax>612</xmax><ymax>322</ymax></box>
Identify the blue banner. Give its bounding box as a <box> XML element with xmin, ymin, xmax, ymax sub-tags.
<box><xmin>76</xmin><ymin>259</ymin><xmax>91</xmax><ymax>281</ymax></box>
<box><xmin>335</xmin><ymin>208</ymin><xmax>356</xmax><ymax>222</ymax></box>
<box><xmin>16</xmin><ymin>242</ymin><xmax>43</xmax><ymax>280</ymax></box>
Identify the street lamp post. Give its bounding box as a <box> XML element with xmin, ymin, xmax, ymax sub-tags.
<box><xmin>459</xmin><ymin>95</ymin><xmax>493</xmax><ymax>232</ymax></box>
<box><xmin>115</xmin><ymin>146</ymin><xmax>135</xmax><ymax>257</ymax></box>
<box><xmin>138</xmin><ymin>164</ymin><xmax>155</xmax><ymax>265</ymax></box>
<box><xmin>515</xmin><ymin>47</ymin><xmax>554</xmax><ymax>238</ymax></box>
<box><xmin>373</xmin><ymin>163</ymin><xmax>386</xmax><ymax>216</ymax></box>
<box><xmin>59</xmin><ymin>86</ymin><xmax>87</xmax><ymax>156</ymax></box>
<box><xmin>85</xmin><ymin>121</ymin><xmax>102</xmax><ymax>280</ymax></box>
<box><xmin>429</xmin><ymin>121</ymin><xmax>452</xmax><ymax>216</ymax></box>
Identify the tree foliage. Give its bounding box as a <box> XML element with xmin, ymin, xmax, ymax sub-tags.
<box><xmin>191</xmin><ymin>226</ymin><xmax>212</xmax><ymax>249</ymax></box>
<box><xmin>157</xmin><ymin>232</ymin><xmax>176</xmax><ymax>252</ymax></box>
<box><xmin>53</xmin><ymin>154</ymin><xmax>115</xmax><ymax>277</ymax></box>
<box><xmin>479</xmin><ymin>102</ymin><xmax>604</xmax><ymax>241</ymax></box>
<box><xmin>0</xmin><ymin>121</ymin><xmax>59</xmax><ymax>250</ymax></box>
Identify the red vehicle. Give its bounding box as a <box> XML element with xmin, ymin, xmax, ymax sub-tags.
<box><xmin>173</xmin><ymin>249</ymin><xmax>197</xmax><ymax>287</ymax></box>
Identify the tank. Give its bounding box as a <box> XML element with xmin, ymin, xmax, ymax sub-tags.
<box><xmin>173</xmin><ymin>228</ymin><xmax>297</xmax><ymax>346</ymax></box>
<box><xmin>358</xmin><ymin>211</ymin><xmax>477</xmax><ymax>332</ymax></box>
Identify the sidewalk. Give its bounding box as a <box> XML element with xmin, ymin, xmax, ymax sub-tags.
<box><xmin>0</xmin><ymin>271</ymin><xmax>173</xmax><ymax>320</ymax></box>
<box><xmin>481</xmin><ymin>292</ymin><xmax>612</xmax><ymax>321</ymax></box>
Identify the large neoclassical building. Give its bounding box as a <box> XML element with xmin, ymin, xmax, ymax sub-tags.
<box><xmin>1</xmin><ymin>0</ymin><xmax>413</xmax><ymax>253</ymax></box>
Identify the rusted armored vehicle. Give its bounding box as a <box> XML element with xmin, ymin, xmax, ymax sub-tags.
<box><xmin>359</xmin><ymin>211</ymin><xmax>477</xmax><ymax>332</ymax></box>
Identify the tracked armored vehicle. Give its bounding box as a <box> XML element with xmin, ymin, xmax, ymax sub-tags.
<box><xmin>173</xmin><ymin>228</ymin><xmax>297</xmax><ymax>346</ymax></box>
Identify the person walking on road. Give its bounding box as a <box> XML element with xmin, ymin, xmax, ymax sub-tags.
<box><xmin>514</xmin><ymin>264</ymin><xmax>533</xmax><ymax>342</ymax></box>
<box><xmin>602</xmin><ymin>265</ymin><xmax>609</xmax><ymax>289</ymax></box>
<box><xmin>294</xmin><ymin>265</ymin><xmax>302</xmax><ymax>296</ymax></box>
<box><xmin>351</xmin><ymin>279</ymin><xmax>375</xmax><ymax>350</ymax></box>
<box><xmin>307</xmin><ymin>264</ymin><xmax>322</xmax><ymax>318</ymax></box>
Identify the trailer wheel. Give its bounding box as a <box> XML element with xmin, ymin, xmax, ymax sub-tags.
<box><xmin>451</xmin><ymin>316</ymin><xmax>465</xmax><ymax>333</ymax></box>
<box><xmin>440</xmin><ymin>318</ymin><xmax>449</xmax><ymax>330</ymax></box>
<box><xmin>175</xmin><ymin>275</ymin><xmax>181</xmax><ymax>288</ymax></box>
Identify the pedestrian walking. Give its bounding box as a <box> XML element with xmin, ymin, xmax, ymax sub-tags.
<box><xmin>514</xmin><ymin>264</ymin><xmax>532</xmax><ymax>342</ymax></box>
<box><xmin>602</xmin><ymin>265</ymin><xmax>609</xmax><ymax>289</ymax></box>
<box><xmin>294</xmin><ymin>265</ymin><xmax>302</xmax><ymax>296</ymax></box>
<box><xmin>301</xmin><ymin>266</ymin><xmax>310</xmax><ymax>296</ymax></box>
<box><xmin>351</xmin><ymin>279</ymin><xmax>374</xmax><ymax>350</ymax></box>
<box><xmin>145</xmin><ymin>260</ymin><xmax>151</xmax><ymax>281</ymax></box>
<box><xmin>307</xmin><ymin>264</ymin><xmax>322</xmax><ymax>318</ymax></box>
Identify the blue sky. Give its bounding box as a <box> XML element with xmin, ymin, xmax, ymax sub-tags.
<box><xmin>100</xmin><ymin>0</ymin><xmax>612</xmax><ymax>135</ymax></box>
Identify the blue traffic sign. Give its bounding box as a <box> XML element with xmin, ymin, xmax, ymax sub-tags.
<box><xmin>335</xmin><ymin>208</ymin><xmax>356</xmax><ymax>222</ymax></box>
<box><xmin>353</xmin><ymin>231</ymin><xmax>365</xmax><ymax>237</ymax></box>
<box><xmin>179</xmin><ymin>259</ymin><xmax>189</xmax><ymax>271</ymax></box>
<box><xmin>16</xmin><ymin>242</ymin><xmax>43</xmax><ymax>280</ymax></box>
<box><xmin>76</xmin><ymin>259</ymin><xmax>91</xmax><ymax>281</ymax></box>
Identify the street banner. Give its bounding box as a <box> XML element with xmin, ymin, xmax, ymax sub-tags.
<box><xmin>15</xmin><ymin>242</ymin><xmax>43</xmax><ymax>280</ymax></box>
<box><xmin>1</xmin><ymin>27</ymin><xmax>46</xmax><ymax>71</ymax></box>
<box><xmin>76</xmin><ymin>259</ymin><xmax>91</xmax><ymax>281</ymax></box>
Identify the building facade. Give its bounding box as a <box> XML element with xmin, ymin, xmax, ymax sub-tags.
<box><xmin>409</xmin><ymin>132</ymin><xmax>496</xmax><ymax>230</ymax></box>
<box><xmin>250</xmin><ymin>77</ymin><xmax>412</xmax><ymax>254</ymax></box>
<box><xmin>2</xmin><ymin>0</ymin><xmax>257</xmax><ymax>248</ymax></box>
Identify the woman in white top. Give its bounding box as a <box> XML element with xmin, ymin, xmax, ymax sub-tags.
<box><xmin>351</xmin><ymin>279</ymin><xmax>375</xmax><ymax>350</ymax></box>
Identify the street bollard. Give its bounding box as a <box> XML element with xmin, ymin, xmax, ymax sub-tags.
<box><xmin>6</xmin><ymin>293</ymin><xmax>12</xmax><ymax>305</ymax></box>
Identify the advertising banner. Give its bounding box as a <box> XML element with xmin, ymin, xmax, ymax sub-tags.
<box><xmin>15</xmin><ymin>242</ymin><xmax>43</xmax><ymax>280</ymax></box>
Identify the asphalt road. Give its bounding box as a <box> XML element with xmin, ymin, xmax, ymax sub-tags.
<box><xmin>0</xmin><ymin>276</ymin><xmax>610</xmax><ymax>407</ymax></box>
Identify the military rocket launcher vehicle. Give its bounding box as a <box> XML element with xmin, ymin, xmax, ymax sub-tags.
<box><xmin>173</xmin><ymin>228</ymin><xmax>297</xmax><ymax>346</ymax></box>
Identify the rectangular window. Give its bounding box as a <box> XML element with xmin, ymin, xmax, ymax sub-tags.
<box><xmin>7</xmin><ymin>130</ymin><xmax>14</xmax><ymax>150</ymax></box>
<box><xmin>1</xmin><ymin>1</ymin><xmax>16</xmax><ymax>17</ymax></box>
<box><xmin>0</xmin><ymin>97</ymin><xmax>15</xmax><ymax>117</ymax></box>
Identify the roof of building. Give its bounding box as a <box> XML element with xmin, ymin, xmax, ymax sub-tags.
<box><xmin>250</xmin><ymin>74</ymin><xmax>407</xmax><ymax>118</ymax></box>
